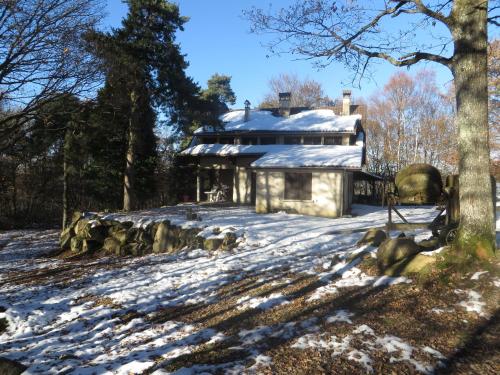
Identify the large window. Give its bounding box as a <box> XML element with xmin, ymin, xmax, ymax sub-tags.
<box><xmin>324</xmin><ymin>136</ymin><xmax>343</xmax><ymax>145</ymax></box>
<box><xmin>284</xmin><ymin>136</ymin><xmax>302</xmax><ymax>145</ymax></box>
<box><xmin>284</xmin><ymin>172</ymin><xmax>312</xmax><ymax>200</ymax></box>
<box><xmin>303</xmin><ymin>136</ymin><xmax>322</xmax><ymax>145</ymax></box>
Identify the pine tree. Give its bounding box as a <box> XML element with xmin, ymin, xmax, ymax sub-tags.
<box><xmin>88</xmin><ymin>0</ymin><xmax>199</xmax><ymax>211</ymax></box>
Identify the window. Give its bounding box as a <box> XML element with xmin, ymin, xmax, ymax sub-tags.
<box><xmin>241</xmin><ymin>137</ymin><xmax>258</xmax><ymax>145</ymax></box>
<box><xmin>303</xmin><ymin>136</ymin><xmax>322</xmax><ymax>145</ymax></box>
<box><xmin>284</xmin><ymin>172</ymin><xmax>312</xmax><ymax>200</ymax></box>
<box><xmin>202</xmin><ymin>137</ymin><xmax>217</xmax><ymax>144</ymax></box>
<box><xmin>324</xmin><ymin>136</ymin><xmax>342</xmax><ymax>145</ymax></box>
<box><xmin>260</xmin><ymin>137</ymin><xmax>277</xmax><ymax>145</ymax></box>
<box><xmin>284</xmin><ymin>136</ymin><xmax>302</xmax><ymax>145</ymax></box>
<box><xmin>219</xmin><ymin>137</ymin><xmax>234</xmax><ymax>144</ymax></box>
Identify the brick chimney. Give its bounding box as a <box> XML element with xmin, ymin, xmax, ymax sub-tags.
<box><xmin>342</xmin><ymin>90</ymin><xmax>352</xmax><ymax>116</ymax></box>
<box><xmin>244</xmin><ymin>99</ymin><xmax>251</xmax><ymax>122</ymax></box>
<box><xmin>279</xmin><ymin>92</ymin><xmax>291</xmax><ymax>117</ymax></box>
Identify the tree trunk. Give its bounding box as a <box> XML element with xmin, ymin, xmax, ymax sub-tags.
<box><xmin>62</xmin><ymin>130</ymin><xmax>70</xmax><ymax>229</ymax></box>
<box><xmin>123</xmin><ymin>90</ymin><xmax>139</xmax><ymax>212</ymax></box>
<box><xmin>452</xmin><ymin>0</ymin><xmax>495</xmax><ymax>258</ymax></box>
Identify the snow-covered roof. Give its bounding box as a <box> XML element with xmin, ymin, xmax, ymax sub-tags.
<box><xmin>251</xmin><ymin>145</ymin><xmax>363</xmax><ymax>169</ymax></box>
<box><xmin>182</xmin><ymin>144</ymin><xmax>296</xmax><ymax>156</ymax></box>
<box><xmin>181</xmin><ymin>144</ymin><xmax>363</xmax><ymax>169</ymax></box>
<box><xmin>194</xmin><ymin>109</ymin><xmax>361</xmax><ymax>134</ymax></box>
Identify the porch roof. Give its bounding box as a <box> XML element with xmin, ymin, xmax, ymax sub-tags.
<box><xmin>181</xmin><ymin>144</ymin><xmax>363</xmax><ymax>169</ymax></box>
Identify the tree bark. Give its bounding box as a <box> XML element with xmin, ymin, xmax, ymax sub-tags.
<box><xmin>62</xmin><ymin>129</ymin><xmax>70</xmax><ymax>229</ymax></box>
<box><xmin>452</xmin><ymin>0</ymin><xmax>495</xmax><ymax>258</ymax></box>
<box><xmin>123</xmin><ymin>90</ymin><xmax>139</xmax><ymax>212</ymax></box>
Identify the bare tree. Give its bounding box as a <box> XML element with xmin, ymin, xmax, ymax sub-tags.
<box><xmin>246</xmin><ymin>0</ymin><xmax>498</xmax><ymax>258</ymax></box>
<box><xmin>259</xmin><ymin>73</ymin><xmax>332</xmax><ymax>108</ymax></box>
<box><xmin>0</xmin><ymin>0</ymin><xmax>104</xmax><ymax>152</ymax></box>
<box><xmin>366</xmin><ymin>69</ymin><xmax>456</xmax><ymax>175</ymax></box>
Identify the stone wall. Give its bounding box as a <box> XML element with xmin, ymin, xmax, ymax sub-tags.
<box><xmin>60</xmin><ymin>212</ymin><xmax>238</xmax><ymax>257</ymax></box>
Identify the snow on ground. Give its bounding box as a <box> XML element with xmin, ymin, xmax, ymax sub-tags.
<box><xmin>0</xmin><ymin>204</ymin><xmax>478</xmax><ymax>374</ymax></box>
<box><xmin>455</xmin><ymin>289</ymin><xmax>488</xmax><ymax>317</ymax></box>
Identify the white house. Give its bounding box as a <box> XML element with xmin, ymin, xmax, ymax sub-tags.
<box><xmin>181</xmin><ymin>90</ymin><xmax>375</xmax><ymax>218</ymax></box>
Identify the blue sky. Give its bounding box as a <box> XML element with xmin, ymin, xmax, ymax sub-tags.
<box><xmin>104</xmin><ymin>0</ymin><xmax>457</xmax><ymax>108</ymax></box>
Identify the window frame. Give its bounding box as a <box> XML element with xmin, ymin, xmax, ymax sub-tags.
<box><xmin>283</xmin><ymin>172</ymin><xmax>313</xmax><ymax>201</ymax></box>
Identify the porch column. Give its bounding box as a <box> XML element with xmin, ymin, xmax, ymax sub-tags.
<box><xmin>196</xmin><ymin>170</ymin><xmax>201</xmax><ymax>202</ymax></box>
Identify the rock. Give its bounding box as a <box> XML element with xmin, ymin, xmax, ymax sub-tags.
<box><xmin>70</xmin><ymin>237</ymin><xmax>84</xmax><ymax>253</ymax></box>
<box><xmin>395</xmin><ymin>164</ymin><xmax>443</xmax><ymax>204</ymax></box>
<box><xmin>60</xmin><ymin>227</ymin><xmax>73</xmax><ymax>250</ymax></box>
<box><xmin>0</xmin><ymin>306</ymin><xmax>6</xmax><ymax>313</ymax></box>
<box><xmin>108</xmin><ymin>226</ymin><xmax>128</xmax><ymax>244</ymax></box>
<box><xmin>103</xmin><ymin>237</ymin><xmax>122</xmax><ymax>255</ymax></box>
<box><xmin>74</xmin><ymin>219</ymin><xmax>89</xmax><ymax>237</ymax></box>
<box><xmin>153</xmin><ymin>221</ymin><xmax>171</xmax><ymax>253</ymax></box>
<box><xmin>212</xmin><ymin>227</ymin><xmax>221</xmax><ymax>235</ymax></box>
<box><xmin>377</xmin><ymin>238</ymin><xmax>421</xmax><ymax>271</ymax></box>
<box><xmin>222</xmin><ymin>232</ymin><xmax>238</xmax><ymax>250</ymax></box>
<box><xmin>418</xmin><ymin>237</ymin><xmax>440</xmax><ymax>251</ymax></box>
<box><xmin>357</xmin><ymin>229</ymin><xmax>387</xmax><ymax>247</ymax></box>
<box><xmin>0</xmin><ymin>357</ymin><xmax>27</xmax><ymax>375</ymax></box>
<box><xmin>397</xmin><ymin>232</ymin><xmax>406</xmax><ymax>238</ymax></box>
<box><xmin>122</xmin><ymin>242</ymin><xmax>147</xmax><ymax>256</ymax></box>
<box><xmin>383</xmin><ymin>253</ymin><xmax>438</xmax><ymax>276</ymax></box>
<box><xmin>203</xmin><ymin>237</ymin><xmax>223</xmax><ymax>251</ymax></box>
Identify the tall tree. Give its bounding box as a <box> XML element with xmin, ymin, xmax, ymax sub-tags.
<box><xmin>202</xmin><ymin>73</ymin><xmax>236</xmax><ymax>114</ymax></box>
<box><xmin>0</xmin><ymin>0</ymin><xmax>103</xmax><ymax>152</ymax></box>
<box><xmin>89</xmin><ymin>0</ymin><xmax>199</xmax><ymax>211</ymax></box>
<box><xmin>259</xmin><ymin>73</ymin><xmax>331</xmax><ymax>108</ymax></box>
<box><xmin>246</xmin><ymin>0</ymin><xmax>498</xmax><ymax>258</ymax></box>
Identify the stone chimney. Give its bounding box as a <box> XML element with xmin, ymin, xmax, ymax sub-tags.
<box><xmin>278</xmin><ymin>92</ymin><xmax>291</xmax><ymax>117</ymax></box>
<box><xmin>244</xmin><ymin>99</ymin><xmax>251</xmax><ymax>122</ymax></box>
<box><xmin>342</xmin><ymin>90</ymin><xmax>352</xmax><ymax>116</ymax></box>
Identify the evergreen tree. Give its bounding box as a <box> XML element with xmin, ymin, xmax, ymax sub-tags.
<box><xmin>88</xmin><ymin>0</ymin><xmax>199</xmax><ymax>211</ymax></box>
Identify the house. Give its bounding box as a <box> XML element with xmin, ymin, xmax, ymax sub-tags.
<box><xmin>181</xmin><ymin>90</ymin><xmax>375</xmax><ymax>218</ymax></box>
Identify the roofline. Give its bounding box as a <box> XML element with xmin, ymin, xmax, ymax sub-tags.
<box><xmin>194</xmin><ymin>130</ymin><xmax>357</xmax><ymax>136</ymax></box>
<box><xmin>250</xmin><ymin>166</ymin><xmax>363</xmax><ymax>170</ymax></box>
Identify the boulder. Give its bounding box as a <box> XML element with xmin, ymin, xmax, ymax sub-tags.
<box><xmin>0</xmin><ymin>357</ymin><xmax>27</xmax><ymax>375</ymax></box>
<box><xmin>108</xmin><ymin>226</ymin><xmax>128</xmax><ymax>244</ymax></box>
<box><xmin>383</xmin><ymin>253</ymin><xmax>438</xmax><ymax>276</ymax></box>
<box><xmin>377</xmin><ymin>238</ymin><xmax>421</xmax><ymax>271</ymax></box>
<box><xmin>153</xmin><ymin>221</ymin><xmax>172</xmax><ymax>253</ymax></box>
<box><xmin>103</xmin><ymin>237</ymin><xmax>122</xmax><ymax>255</ymax></box>
<box><xmin>122</xmin><ymin>242</ymin><xmax>149</xmax><ymax>256</ymax></box>
<box><xmin>74</xmin><ymin>219</ymin><xmax>90</xmax><ymax>237</ymax></box>
<box><xmin>395</xmin><ymin>164</ymin><xmax>443</xmax><ymax>205</ymax></box>
<box><xmin>357</xmin><ymin>229</ymin><xmax>387</xmax><ymax>247</ymax></box>
<box><xmin>203</xmin><ymin>237</ymin><xmax>223</xmax><ymax>251</ymax></box>
<box><xmin>70</xmin><ymin>237</ymin><xmax>84</xmax><ymax>253</ymax></box>
<box><xmin>60</xmin><ymin>227</ymin><xmax>73</xmax><ymax>250</ymax></box>
<box><xmin>222</xmin><ymin>232</ymin><xmax>238</xmax><ymax>250</ymax></box>
<box><xmin>418</xmin><ymin>237</ymin><xmax>440</xmax><ymax>251</ymax></box>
